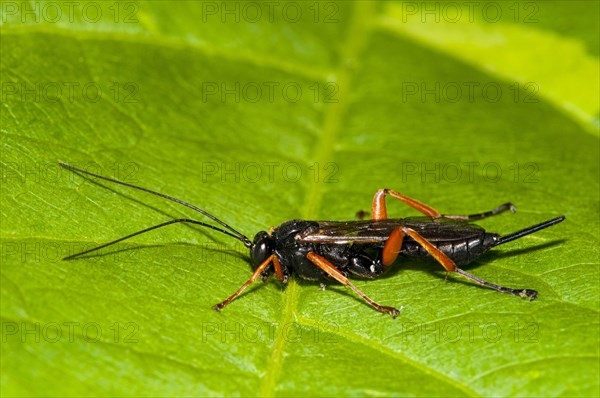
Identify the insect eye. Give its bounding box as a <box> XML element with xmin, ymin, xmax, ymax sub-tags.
<box><xmin>251</xmin><ymin>231</ymin><xmax>272</xmax><ymax>268</ymax></box>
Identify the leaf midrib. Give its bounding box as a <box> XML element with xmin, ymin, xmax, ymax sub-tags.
<box><xmin>257</xmin><ymin>2</ymin><xmax>372</xmax><ymax>395</ymax></box>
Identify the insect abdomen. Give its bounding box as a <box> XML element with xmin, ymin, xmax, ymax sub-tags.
<box><xmin>402</xmin><ymin>233</ymin><xmax>500</xmax><ymax>265</ymax></box>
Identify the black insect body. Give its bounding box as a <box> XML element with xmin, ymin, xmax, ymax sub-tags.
<box><xmin>296</xmin><ymin>218</ymin><xmax>502</xmax><ymax>267</ymax></box>
<box><xmin>59</xmin><ymin>163</ymin><xmax>565</xmax><ymax>318</ymax></box>
<box><xmin>258</xmin><ymin>220</ymin><xmax>386</xmax><ymax>282</ymax></box>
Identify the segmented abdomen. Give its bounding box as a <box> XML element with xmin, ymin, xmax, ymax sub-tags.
<box><xmin>401</xmin><ymin>234</ymin><xmax>493</xmax><ymax>265</ymax></box>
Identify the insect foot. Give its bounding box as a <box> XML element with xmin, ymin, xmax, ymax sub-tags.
<box><xmin>381</xmin><ymin>306</ymin><xmax>403</xmax><ymax>319</ymax></box>
<box><xmin>518</xmin><ymin>289</ymin><xmax>538</xmax><ymax>300</ymax></box>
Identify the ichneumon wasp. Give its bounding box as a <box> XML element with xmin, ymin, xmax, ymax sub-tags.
<box><xmin>59</xmin><ymin>162</ymin><xmax>565</xmax><ymax>318</ymax></box>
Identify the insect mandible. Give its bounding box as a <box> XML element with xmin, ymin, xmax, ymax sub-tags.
<box><xmin>59</xmin><ymin>162</ymin><xmax>565</xmax><ymax>318</ymax></box>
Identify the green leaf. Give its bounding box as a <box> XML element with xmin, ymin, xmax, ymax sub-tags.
<box><xmin>1</xmin><ymin>1</ymin><xmax>598</xmax><ymax>396</ymax></box>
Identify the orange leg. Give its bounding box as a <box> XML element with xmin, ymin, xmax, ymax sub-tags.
<box><xmin>402</xmin><ymin>228</ymin><xmax>457</xmax><ymax>272</ymax></box>
<box><xmin>307</xmin><ymin>252</ymin><xmax>401</xmax><ymax>318</ymax></box>
<box><xmin>382</xmin><ymin>228</ymin><xmax>405</xmax><ymax>267</ymax></box>
<box><xmin>382</xmin><ymin>227</ymin><xmax>456</xmax><ymax>271</ymax></box>
<box><xmin>372</xmin><ymin>189</ymin><xmax>441</xmax><ymax>220</ymax></box>
<box><xmin>214</xmin><ymin>254</ymin><xmax>285</xmax><ymax>311</ymax></box>
<box><xmin>383</xmin><ymin>227</ymin><xmax>537</xmax><ymax>299</ymax></box>
<box><xmin>371</xmin><ymin>189</ymin><xmax>516</xmax><ymax>221</ymax></box>
<box><xmin>272</xmin><ymin>255</ymin><xmax>287</xmax><ymax>283</ymax></box>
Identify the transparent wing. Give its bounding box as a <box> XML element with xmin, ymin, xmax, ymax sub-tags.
<box><xmin>297</xmin><ymin>217</ymin><xmax>484</xmax><ymax>244</ymax></box>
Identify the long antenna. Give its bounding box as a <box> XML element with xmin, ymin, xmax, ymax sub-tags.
<box><xmin>58</xmin><ymin>162</ymin><xmax>253</xmax><ymax>248</ymax></box>
<box><xmin>496</xmin><ymin>216</ymin><xmax>565</xmax><ymax>246</ymax></box>
<box><xmin>63</xmin><ymin>218</ymin><xmax>246</xmax><ymax>260</ymax></box>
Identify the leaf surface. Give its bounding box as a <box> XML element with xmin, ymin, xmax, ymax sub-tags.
<box><xmin>1</xmin><ymin>1</ymin><xmax>598</xmax><ymax>396</ymax></box>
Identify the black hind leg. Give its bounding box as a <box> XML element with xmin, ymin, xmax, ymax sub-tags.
<box><xmin>442</xmin><ymin>203</ymin><xmax>516</xmax><ymax>221</ymax></box>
